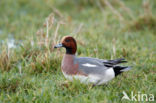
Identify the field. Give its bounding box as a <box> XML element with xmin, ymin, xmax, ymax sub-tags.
<box><xmin>0</xmin><ymin>0</ymin><xmax>156</xmax><ymax>103</ymax></box>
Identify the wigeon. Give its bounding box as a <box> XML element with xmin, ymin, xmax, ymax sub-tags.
<box><xmin>54</xmin><ymin>36</ymin><xmax>131</xmax><ymax>85</ymax></box>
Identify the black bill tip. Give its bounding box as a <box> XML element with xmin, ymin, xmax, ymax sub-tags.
<box><xmin>54</xmin><ymin>43</ymin><xmax>63</xmax><ymax>48</ymax></box>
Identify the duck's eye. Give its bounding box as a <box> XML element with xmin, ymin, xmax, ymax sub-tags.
<box><xmin>65</xmin><ymin>39</ymin><xmax>70</xmax><ymax>42</ymax></box>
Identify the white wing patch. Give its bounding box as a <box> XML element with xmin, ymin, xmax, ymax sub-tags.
<box><xmin>82</xmin><ymin>63</ymin><xmax>97</xmax><ymax>67</ymax></box>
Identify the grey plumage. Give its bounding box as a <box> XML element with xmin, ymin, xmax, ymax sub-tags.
<box><xmin>74</xmin><ymin>57</ymin><xmax>107</xmax><ymax>75</ymax></box>
<box><xmin>74</xmin><ymin>57</ymin><xmax>130</xmax><ymax>76</ymax></box>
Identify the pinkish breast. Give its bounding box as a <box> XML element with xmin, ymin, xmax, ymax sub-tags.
<box><xmin>61</xmin><ymin>54</ymin><xmax>78</xmax><ymax>75</ymax></box>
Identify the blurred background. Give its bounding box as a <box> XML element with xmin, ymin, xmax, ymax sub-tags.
<box><xmin>0</xmin><ymin>0</ymin><xmax>155</xmax><ymax>40</ymax></box>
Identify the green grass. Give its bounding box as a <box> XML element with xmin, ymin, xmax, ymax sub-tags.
<box><xmin>0</xmin><ymin>0</ymin><xmax>156</xmax><ymax>103</ymax></box>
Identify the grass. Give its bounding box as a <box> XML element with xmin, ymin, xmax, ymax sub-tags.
<box><xmin>0</xmin><ymin>0</ymin><xmax>156</xmax><ymax>103</ymax></box>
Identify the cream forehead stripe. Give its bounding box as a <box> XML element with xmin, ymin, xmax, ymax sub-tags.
<box><xmin>82</xmin><ymin>63</ymin><xmax>97</xmax><ymax>67</ymax></box>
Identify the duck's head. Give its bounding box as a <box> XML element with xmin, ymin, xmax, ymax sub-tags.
<box><xmin>54</xmin><ymin>36</ymin><xmax>77</xmax><ymax>55</ymax></box>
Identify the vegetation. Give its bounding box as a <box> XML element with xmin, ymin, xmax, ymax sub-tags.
<box><xmin>0</xmin><ymin>0</ymin><xmax>156</xmax><ymax>102</ymax></box>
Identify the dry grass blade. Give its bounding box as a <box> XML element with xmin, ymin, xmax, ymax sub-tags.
<box><xmin>45</xmin><ymin>13</ymin><xmax>55</xmax><ymax>47</ymax></box>
<box><xmin>102</xmin><ymin>0</ymin><xmax>124</xmax><ymax>22</ymax></box>
<box><xmin>142</xmin><ymin>0</ymin><xmax>152</xmax><ymax>16</ymax></box>
<box><xmin>111</xmin><ymin>38</ymin><xmax>116</xmax><ymax>59</ymax></box>
<box><xmin>96</xmin><ymin>0</ymin><xmax>104</xmax><ymax>12</ymax></box>
<box><xmin>51</xmin><ymin>22</ymin><xmax>61</xmax><ymax>51</ymax></box>
<box><xmin>0</xmin><ymin>49</ymin><xmax>10</xmax><ymax>71</ymax></box>
<box><xmin>51</xmin><ymin>7</ymin><xmax>63</xmax><ymax>18</ymax></box>
<box><xmin>36</xmin><ymin>13</ymin><xmax>55</xmax><ymax>47</ymax></box>
<box><xmin>45</xmin><ymin>19</ymin><xmax>49</xmax><ymax>47</ymax></box>
<box><xmin>115</xmin><ymin>0</ymin><xmax>134</xmax><ymax>19</ymax></box>
<box><xmin>73</xmin><ymin>23</ymin><xmax>84</xmax><ymax>38</ymax></box>
<box><xmin>44</xmin><ymin>13</ymin><xmax>54</xmax><ymax>28</ymax></box>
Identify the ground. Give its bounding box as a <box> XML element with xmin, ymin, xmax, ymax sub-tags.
<box><xmin>0</xmin><ymin>0</ymin><xmax>156</xmax><ymax>103</ymax></box>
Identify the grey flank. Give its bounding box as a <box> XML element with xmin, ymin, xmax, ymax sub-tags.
<box><xmin>74</xmin><ymin>57</ymin><xmax>110</xmax><ymax>75</ymax></box>
<box><xmin>74</xmin><ymin>57</ymin><xmax>128</xmax><ymax>76</ymax></box>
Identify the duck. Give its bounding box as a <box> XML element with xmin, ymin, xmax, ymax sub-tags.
<box><xmin>54</xmin><ymin>36</ymin><xmax>131</xmax><ymax>85</ymax></box>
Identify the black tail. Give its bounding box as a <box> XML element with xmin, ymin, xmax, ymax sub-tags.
<box><xmin>103</xmin><ymin>58</ymin><xmax>127</xmax><ymax>67</ymax></box>
<box><xmin>113</xmin><ymin>66</ymin><xmax>131</xmax><ymax>76</ymax></box>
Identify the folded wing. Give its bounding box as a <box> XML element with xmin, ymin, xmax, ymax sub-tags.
<box><xmin>75</xmin><ymin>57</ymin><xmax>127</xmax><ymax>75</ymax></box>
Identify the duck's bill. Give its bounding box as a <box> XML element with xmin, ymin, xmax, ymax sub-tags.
<box><xmin>54</xmin><ymin>43</ymin><xmax>63</xmax><ymax>48</ymax></box>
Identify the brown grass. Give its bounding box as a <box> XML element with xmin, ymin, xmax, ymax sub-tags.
<box><xmin>0</xmin><ymin>48</ymin><xmax>16</xmax><ymax>71</ymax></box>
<box><xmin>128</xmin><ymin>15</ymin><xmax>156</xmax><ymax>31</ymax></box>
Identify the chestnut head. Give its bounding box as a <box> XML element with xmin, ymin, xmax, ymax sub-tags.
<box><xmin>54</xmin><ymin>36</ymin><xmax>77</xmax><ymax>55</ymax></box>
